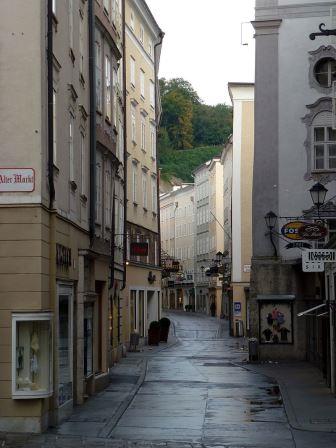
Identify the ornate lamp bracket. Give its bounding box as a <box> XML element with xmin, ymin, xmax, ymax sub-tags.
<box><xmin>310</xmin><ymin>23</ymin><xmax>336</xmax><ymax>40</ymax></box>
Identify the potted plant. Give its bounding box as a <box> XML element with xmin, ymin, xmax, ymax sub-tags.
<box><xmin>159</xmin><ymin>317</ymin><xmax>171</xmax><ymax>342</ymax></box>
<box><xmin>148</xmin><ymin>320</ymin><xmax>160</xmax><ymax>345</ymax></box>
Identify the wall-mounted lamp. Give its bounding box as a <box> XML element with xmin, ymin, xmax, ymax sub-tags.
<box><xmin>309</xmin><ymin>182</ymin><xmax>328</xmax><ymax>217</ymax></box>
<box><xmin>264</xmin><ymin>211</ymin><xmax>278</xmax><ymax>257</ymax></box>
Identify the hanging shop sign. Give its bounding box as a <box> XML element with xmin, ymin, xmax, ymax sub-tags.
<box><xmin>163</xmin><ymin>259</ymin><xmax>180</xmax><ymax>272</ymax></box>
<box><xmin>298</xmin><ymin>223</ymin><xmax>328</xmax><ymax>240</ymax></box>
<box><xmin>130</xmin><ymin>242</ymin><xmax>148</xmax><ymax>256</ymax></box>
<box><xmin>281</xmin><ymin>221</ymin><xmax>307</xmax><ymax>240</ymax></box>
<box><xmin>0</xmin><ymin>168</ymin><xmax>35</xmax><ymax>192</ymax></box>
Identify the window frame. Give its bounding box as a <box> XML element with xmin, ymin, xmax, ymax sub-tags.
<box><xmin>312</xmin><ymin>125</ymin><xmax>336</xmax><ymax>171</ymax></box>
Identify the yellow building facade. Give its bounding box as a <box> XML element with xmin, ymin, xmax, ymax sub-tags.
<box><xmin>124</xmin><ymin>0</ymin><xmax>163</xmax><ymax>343</ymax></box>
<box><xmin>228</xmin><ymin>83</ymin><xmax>254</xmax><ymax>337</ymax></box>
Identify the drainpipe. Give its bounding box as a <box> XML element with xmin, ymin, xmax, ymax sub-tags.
<box><xmin>88</xmin><ymin>0</ymin><xmax>96</xmax><ymax>244</ymax></box>
<box><xmin>122</xmin><ymin>0</ymin><xmax>127</xmax><ymax>290</ymax></box>
<box><xmin>154</xmin><ymin>31</ymin><xmax>164</xmax><ymax>269</ymax></box>
<box><xmin>47</xmin><ymin>0</ymin><xmax>55</xmax><ymax>209</ymax></box>
<box><xmin>47</xmin><ymin>0</ymin><xmax>58</xmax><ymax>420</ymax></box>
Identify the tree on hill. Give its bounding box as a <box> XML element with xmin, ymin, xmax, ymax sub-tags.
<box><xmin>159</xmin><ymin>77</ymin><xmax>232</xmax><ymax>151</ymax></box>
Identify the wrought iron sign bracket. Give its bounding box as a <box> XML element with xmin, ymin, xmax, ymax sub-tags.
<box><xmin>310</xmin><ymin>23</ymin><xmax>336</xmax><ymax>40</ymax></box>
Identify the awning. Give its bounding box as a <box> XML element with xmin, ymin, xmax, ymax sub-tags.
<box><xmin>257</xmin><ymin>294</ymin><xmax>295</xmax><ymax>301</ymax></box>
<box><xmin>297</xmin><ymin>303</ymin><xmax>326</xmax><ymax>317</ymax></box>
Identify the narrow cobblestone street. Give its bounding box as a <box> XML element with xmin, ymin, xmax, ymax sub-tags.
<box><xmin>2</xmin><ymin>311</ymin><xmax>336</xmax><ymax>447</ymax></box>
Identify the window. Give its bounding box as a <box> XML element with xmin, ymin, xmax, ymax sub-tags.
<box><xmin>80</xmin><ymin>132</ymin><xmax>85</xmax><ymax>196</ymax></box>
<box><xmin>141</xmin><ymin>118</ymin><xmax>146</xmax><ymax>151</ymax></box>
<box><xmin>140</xmin><ymin>69</ymin><xmax>145</xmax><ymax>98</ymax></box>
<box><xmin>140</xmin><ymin>25</ymin><xmax>144</xmax><ymax>45</ymax></box>
<box><xmin>118</xmin><ymin>118</ymin><xmax>123</xmax><ymax>161</ymax></box>
<box><xmin>151</xmin><ymin>177</ymin><xmax>157</xmax><ymax>213</ymax></box>
<box><xmin>130</xmin><ymin>57</ymin><xmax>135</xmax><ymax>86</ymax></box>
<box><xmin>130</xmin><ymin>9</ymin><xmax>135</xmax><ymax>30</ymax></box>
<box><xmin>79</xmin><ymin>13</ymin><xmax>84</xmax><ymax>74</ymax></box>
<box><xmin>142</xmin><ymin>172</ymin><xmax>147</xmax><ymax>209</ymax></box>
<box><xmin>131</xmin><ymin>105</ymin><xmax>136</xmax><ymax>142</ymax></box>
<box><xmin>53</xmin><ymin>89</ymin><xmax>57</xmax><ymax>164</ymax></box>
<box><xmin>69</xmin><ymin>0</ymin><xmax>73</xmax><ymax>50</ymax></box>
<box><xmin>95</xmin><ymin>42</ymin><xmax>102</xmax><ymax>111</ymax></box>
<box><xmin>69</xmin><ymin>115</ymin><xmax>74</xmax><ymax>181</ymax></box>
<box><xmin>112</xmin><ymin>68</ymin><xmax>117</xmax><ymax>127</ymax></box>
<box><xmin>150</xmin><ymin>124</ymin><xmax>156</xmax><ymax>158</ymax></box>
<box><xmin>132</xmin><ymin>164</ymin><xmax>138</xmax><ymax>203</ymax></box>
<box><xmin>148</xmin><ymin>40</ymin><xmax>153</xmax><ymax>57</ymax></box>
<box><xmin>150</xmin><ymin>80</ymin><xmax>155</xmax><ymax>107</ymax></box>
<box><xmin>105</xmin><ymin>163</ymin><xmax>112</xmax><ymax>228</ymax></box>
<box><xmin>12</xmin><ymin>313</ymin><xmax>52</xmax><ymax>399</ymax></box>
<box><xmin>96</xmin><ymin>153</ymin><xmax>103</xmax><ymax>223</ymax></box>
<box><xmin>314</xmin><ymin>58</ymin><xmax>336</xmax><ymax>88</ymax></box>
<box><xmin>105</xmin><ymin>55</ymin><xmax>111</xmax><ymax>121</ymax></box>
<box><xmin>103</xmin><ymin>0</ymin><xmax>110</xmax><ymax>15</ymax></box>
<box><xmin>313</xmin><ymin>126</ymin><xmax>336</xmax><ymax>170</ymax></box>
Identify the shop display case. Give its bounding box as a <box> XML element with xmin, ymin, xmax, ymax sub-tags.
<box><xmin>12</xmin><ymin>313</ymin><xmax>53</xmax><ymax>399</ymax></box>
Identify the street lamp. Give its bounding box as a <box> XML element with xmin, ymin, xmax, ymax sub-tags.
<box><xmin>309</xmin><ymin>182</ymin><xmax>328</xmax><ymax>216</ymax></box>
<box><xmin>215</xmin><ymin>251</ymin><xmax>223</xmax><ymax>265</ymax></box>
<box><xmin>264</xmin><ymin>211</ymin><xmax>278</xmax><ymax>257</ymax></box>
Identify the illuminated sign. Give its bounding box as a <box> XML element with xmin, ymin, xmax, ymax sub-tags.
<box><xmin>130</xmin><ymin>242</ymin><xmax>148</xmax><ymax>256</ymax></box>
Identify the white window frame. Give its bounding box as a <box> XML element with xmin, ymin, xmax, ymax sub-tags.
<box><xmin>130</xmin><ymin>57</ymin><xmax>135</xmax><ymax>87</ymax></box>
<box><xmin>105</xmin><ymin>163</ymin><xmax>112</xmax><ymax>229</ymax></box>
<box><xmin>105</xmin><ymin>55</ymin><xmax>111</xmax><ymax>121</ymax></box>
<box><xmin>131</xmin><ymin>105</ymin><xmax>136</xmax><ymax>143</ymax></box>
<box><xmin>140</xmin><ymin>25</ymin><xmax>144</xmax><ymax>45</ymax></box>
<box><xmin>140</xmin><ymin>69</ymin><xmax>145</xmax><ymax>98</ymax></box>
<box><xmin>80</xmin><ymin>132</ymin><xmax>86</xmax><ymax>196</ymax></box>
<box><xmin>132</xmin><ymin>164</ymin><xmax>138</xmax><ymax>203</ymax></box>
<box><xmin>142</xmin><ymin>172</ymin><xmax>148</xmax><ymax>209</ymax></box>
<box><xmin>130</xmin><ymin>9</ymin><xmax>135</xmax><ymax>30</ymax></box>
<box><xmin>113</xmin><ymin>68</ymin><xmax>117</xmax><ymax>127</ymax></box>
<box><xmin>69</xmin><ymin>115</ymin><xmax>74</xmax><ymax>182</ymax></box>
<box><xmin>152</xmin><ymin>177</ymin><xmax>157</xmax><ymax>213</ymax></box>
<box><xmin>313</xmin><ymin>125</ymin><xmax>336</xmax><ymax>171</ymax></box>
<box><xmin>79</xmin><ymin>12</ymin><xmax>84</xmax><ymax>74</ymax></box>
<box><xmin>150</xmin><ymin>124</ymin><xmax>156</xmax><ymax>159</ymax></box>
<box><xmin>69</xmin><ymin>0</ymin><xmax>73</xmax><ymax>50</ymax></box>
<box><xmin>96</xmin><ymin>154</ymin><xmax>103</xmax><ymax>224</ymax></box>
<box><xmin>95</xmin><ymin>41</ymin><xmax>102</xmax><ymax>111</ymax></box>
<box><xmin>141</xmin><ymin>118</ymin><xmax>146</xmax><ymax>151</ymax></box>
<box><xmin>150</xmin><ymin>80</ymin><xmax>155</xmax><ymax>108</ymax></box>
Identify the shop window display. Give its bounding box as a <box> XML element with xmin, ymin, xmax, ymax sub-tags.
<box><xmin>12</xmin><ymin>313</ymin><xmax>52</xmax><ymax>399</ymax></box>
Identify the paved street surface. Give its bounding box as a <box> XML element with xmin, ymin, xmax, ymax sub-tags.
<box><xmin>2</xmin><ymin>311</ymin><xmax>336</xmax><ymax>447</ymax></box>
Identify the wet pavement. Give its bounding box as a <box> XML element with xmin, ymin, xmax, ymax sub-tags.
<box><xmin>2</xmin><ymin>311</ymin><xmax>336</xmax><ymax>447</ymax></box>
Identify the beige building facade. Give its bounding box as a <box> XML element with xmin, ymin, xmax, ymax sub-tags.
<box><xmin>125</xmin><ymin>0</ymin><xmax>163</xmax><ymax>342</ymax></box>
<box><xmin>228</xmin><ymin>83</ymin><xmax>254</xmax><ymax>337</ymax></box>
<box><xmin>0</xmin><ymin>0</ymin><xmax>126</xmax><ymax>432</ymax></box>
<box><xmin>194</xmin><ymin>158</ymin><xmax>224</xmax><ymax>316</ymax></box>
<box><xmin>160</xmin><ymin>185</ymin><xmax>195</xmax><ymax>310</ymax></box>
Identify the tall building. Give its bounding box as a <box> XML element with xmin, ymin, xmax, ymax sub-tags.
<box><xmin>228</xmin><ymin>83</ymin><xmax>254</xmax><ymax>337</ymax></box>
<box><xmin>251</xmin><ymin>0</ymin><xmax>336</xmax><ymax>389</ymax></box>
<box><xmin>0</xmin><ymin>0</ymin><xmax>125</xmax><ymax>432</ymax></box>
<box><xmin>160</xmin><ymin>185</ymin><xmax>196</xmax><ymax>310</ymax></box>
<box><xmin>124</xmin><ymin>0</ymin><xmax>163</xmax><ymax>342</ymax></box>
<box><xmin>220</xmin><ymin>136</ymin><xmax>233</xmax><ymax>320</ymax></box>
<box><xmin>194</xmin><ymin>158</ymin><xmax>224</xmax><ymax>315</ymax></box>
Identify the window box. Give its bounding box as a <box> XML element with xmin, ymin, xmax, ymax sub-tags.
<box><xmin>12</xmin><ymin>313</ymin><xmax>53</xmax><ymax>399</ymax></box>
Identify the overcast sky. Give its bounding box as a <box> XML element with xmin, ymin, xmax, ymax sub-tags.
<box><xmin>145</xmin><ymin>0</ymin><xmax>256</xmax><ymax>105</ymax></box>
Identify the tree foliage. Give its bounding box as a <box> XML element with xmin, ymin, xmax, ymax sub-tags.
<box><xmin>159</xmin><ymin>77</ymin><xmax>232</xmax><ymax>151</ymax></box>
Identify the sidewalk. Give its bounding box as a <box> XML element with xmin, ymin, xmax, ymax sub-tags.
<box><xmin>0</xmin><ymin>334</ymin><xmax>178</xmax><ymax>448</ymax></box>
<box><xmin>245</xmin><ymin>361</ymin><xmax>336</xmax><ymax>433</ymax></box>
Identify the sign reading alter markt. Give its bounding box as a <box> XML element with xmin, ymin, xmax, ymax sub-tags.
<box><xmin>0</xmin><ymin>168</ymin><xmax>35</xmax><ymax>192</ymax></box>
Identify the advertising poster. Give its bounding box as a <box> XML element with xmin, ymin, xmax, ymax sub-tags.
<box><xmin>259</xmin><ymin>302</ymin><xmax>293</xmax><ymax>344</ymax></box>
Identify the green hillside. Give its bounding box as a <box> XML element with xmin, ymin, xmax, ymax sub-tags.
<box><xmin>159</xmin><ymin>146</ymin><xmax>222</xmax><ymax>183</ymax></box>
